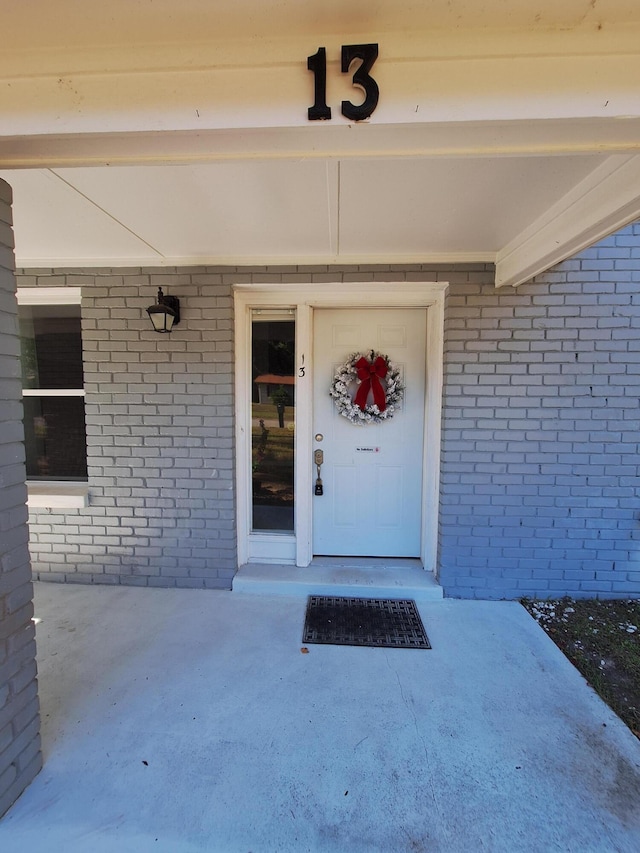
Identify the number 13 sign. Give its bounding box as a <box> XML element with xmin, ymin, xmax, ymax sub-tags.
<box><xmin>307</xmin><ymin>44</ymin><xmax>379</xmax><ymax>122</ymax></box>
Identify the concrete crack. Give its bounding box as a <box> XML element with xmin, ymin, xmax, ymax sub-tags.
<box><xmin>387</xmin><ymin>652</ymin><xmax>445</xmax><ymax>832</ymax></box>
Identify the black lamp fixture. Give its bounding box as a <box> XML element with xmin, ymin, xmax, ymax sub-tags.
<box><xmin>147</xmin><ymin>287</ymin><xmax>180</xmax><ymax>333</ymax></box>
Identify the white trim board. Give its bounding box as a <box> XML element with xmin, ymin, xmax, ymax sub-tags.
<box><xmin>17</xmin><ymin>286</ymin><xmax>82</xmax><ymax>304</ymax></box>
<box><xmin>233</xmin><ymin>281</ymin><xmax>448</xmax><ymax>573</ymax></box>
<box><xmin>496</xmin><ymin>153</ymin><xmax>640</xmax><ymax>288</ymax></box>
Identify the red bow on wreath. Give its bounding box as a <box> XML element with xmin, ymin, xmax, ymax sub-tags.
<box><xmin>354</xmin><ymin>355</ymin><xmax>388</xmax><ymax>412</ymax></box>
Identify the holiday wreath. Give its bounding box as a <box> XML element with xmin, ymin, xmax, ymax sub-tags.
<box><xmin>329</xmin><ymin>350</ymin><xmax>405</xmax><ymax>425</ymax></box>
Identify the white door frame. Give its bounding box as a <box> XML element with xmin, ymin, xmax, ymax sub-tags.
<box><xmin>233</xmin><ymin>281</ymin><xmax>448</xmax><ymax>572</ymax></box>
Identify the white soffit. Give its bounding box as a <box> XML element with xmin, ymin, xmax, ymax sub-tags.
<box><xmin>337</xmin><ymin>155</ymin><xmax>605</xmax><ymax>258</ymax></box>
<box><xmin>50</xmin><ymin>161</ymin><xmax>339</xmax><ymax>262</ymax></box>
<box><xmin>0</xmin><ymin>153</ymin><xmax>614</xmax><ymax>270</ymax></box>
<box><xmin>4</xmin><ymin>169</ymin><xmax>163</xmax><ymax>264</ymax></box>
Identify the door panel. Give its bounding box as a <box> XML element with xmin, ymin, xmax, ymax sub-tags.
<box><xmin>312</xmin><ymin>308</ymin><xmax>426</xmax><ymax>557</ymax></box>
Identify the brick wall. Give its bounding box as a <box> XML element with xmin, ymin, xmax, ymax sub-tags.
<box><xmin>21</xmin><ymin>269</ymin><xmax>236</xmax><ymax>589</ymax></box>
<box><xmin>0</xmin><ymin>179</ymin><xmax>42</xmax><ymax>816</ymax></box>
<box><xmin>439</xmin><ymin>222</ymin><xmax>640</xmax><ymax>599</ymax></box>
<box><xmin>19</xmin><ymin>265</ymin><xmax>457</xmax><ymax>588</ymax></box>
<box><xmin>16</xmin><ymin>226</ymin><xmax>640</xmax><ymax>598</ymax></box>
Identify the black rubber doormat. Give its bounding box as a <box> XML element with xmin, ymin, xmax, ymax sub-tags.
<box><xmin>303</xmin><ymin>596</ymin><xmax>431</xmax><ymax>649</ymax></box>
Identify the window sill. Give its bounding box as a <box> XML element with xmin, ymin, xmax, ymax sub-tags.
<box><xmin>27</xmin><ymin>482</ymin><xmax>89</xmax><ymax>509</ymax></box>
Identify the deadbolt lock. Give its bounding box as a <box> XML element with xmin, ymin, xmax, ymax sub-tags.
<box><xmin>314</xmin><ymin>449</ymin><xmax>324</xmax><ymax>496</ymax></box>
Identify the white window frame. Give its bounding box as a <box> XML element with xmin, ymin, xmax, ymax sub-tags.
<box><xmin>17</xmin><ymin>287</ymin><xmax>89</xmax><ymax>508</ymax></box>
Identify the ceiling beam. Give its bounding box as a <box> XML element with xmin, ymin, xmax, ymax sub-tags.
<box><xmin>3</xmin><ymin>118</ymin><xmax>640</xmax><ymax>169</ymax></box>
<box><xmin>495</xmin><ymin>153</ymin><xmax>640</xmax><ymax>287</ymax></box>
<box><xmin>1</xmin><ymin>47</ymin><xmax>640</xmax><ymax>140</ymax></box>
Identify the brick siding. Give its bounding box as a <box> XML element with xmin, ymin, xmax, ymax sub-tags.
<box><xmin>0</xmin><ymin>178</ymin><xmax>42</xmax><ymax>817</ymax></box>
<box><xmin>439</xmin><ymin>223</ymin><xmax>640</xmax><ymax>598</ymax></box>
<box><xmin>16</xmin><ymin>223</ymin><xmax>640</xmax><ymax>598</ymax></box>
<box><xmin>21</xmin><ymin>270</ymin><xmax>236</xmax><ymax>589</ymax></box>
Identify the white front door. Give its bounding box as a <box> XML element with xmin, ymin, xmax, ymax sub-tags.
<box><xmin>312</xmin><ymin>308</ymin><xmax>427</xmax><ymax>557</ymax></box>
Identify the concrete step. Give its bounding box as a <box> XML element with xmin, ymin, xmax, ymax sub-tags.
<box><xmin>232</xmin><ymin>558</ymin><xmax>443</xmax><ymax>601</ymax></box>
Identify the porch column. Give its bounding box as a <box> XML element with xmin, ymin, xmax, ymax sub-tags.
<box><xmin>0</xmin><ymin>178</ymin><xmax>41</xmax><ymax>816</ymax></box>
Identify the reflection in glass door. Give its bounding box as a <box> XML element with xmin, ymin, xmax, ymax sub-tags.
<box><xmin>251</xmin><ymin>315</ymin><xmax>295</xmax><ymax>531</ymax></box>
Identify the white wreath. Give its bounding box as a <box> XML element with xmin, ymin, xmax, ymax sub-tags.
<box><xmin>329</xmin><ymin>350</ymin><xmax>405</xmax><ymax>425</ymax></box>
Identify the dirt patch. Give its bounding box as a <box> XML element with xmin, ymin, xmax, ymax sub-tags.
<box><xmin>522</xmin><ymin>598</ymin><xmax>640</xmax><ymax>739</ymax></box>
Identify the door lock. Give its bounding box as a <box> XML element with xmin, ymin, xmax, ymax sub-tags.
<box><xmin>314</xmin><ymin>449</ymin><xmax>324</xmax><ymax>496</ymax></box>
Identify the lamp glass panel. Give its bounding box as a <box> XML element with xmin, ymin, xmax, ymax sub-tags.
<box><xmin>150</xmin><ymin>310</ymin><xmax>174</xmax><ymax>332</ymax></box>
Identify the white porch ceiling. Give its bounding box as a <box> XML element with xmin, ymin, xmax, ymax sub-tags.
<box><xmin>3</xmin><ymin>148</ymin><xmax>639</xmax><ymax>287</ymax></box>
<box><xmin>0</xmin><ymin>152</ymin><xmax>608</xmax><ymax>269</ymax></box>
<box><xmin>3</xmin><ymin>1</ymin><xmax>640</xmax><ymax>285</ymax></box>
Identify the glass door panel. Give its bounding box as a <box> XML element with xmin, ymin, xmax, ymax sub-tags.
<box><xmin>251</xmin><ymin>318</ymin><xmax>295</xmax><ymax>532</ymax></box>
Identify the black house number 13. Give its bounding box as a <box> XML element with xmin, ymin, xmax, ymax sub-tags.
<box><xmin>307</xmin><ymin>44</ymin><xmax>379</xmax><ymax>122</ymax></box>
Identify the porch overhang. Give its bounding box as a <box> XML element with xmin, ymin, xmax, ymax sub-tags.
<box><xmin>2</xmin><ymin>1</ymin><xmax>640</xmax><ymax>285</ymax></box>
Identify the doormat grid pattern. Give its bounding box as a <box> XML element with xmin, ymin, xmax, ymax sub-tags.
<box><xmin>303</xmin><ymin>596</ymin><xmax>431</xmax><ymax>649</ymax></box>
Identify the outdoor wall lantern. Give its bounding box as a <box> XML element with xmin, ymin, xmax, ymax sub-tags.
<box><xmin>147</xmin><ymin>288</ymin><xmax>180</xmax><ymax>333</ymax></box>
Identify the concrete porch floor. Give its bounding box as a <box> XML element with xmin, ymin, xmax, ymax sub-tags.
<box><xmin>1</xmin><ymin>582</ymin><xmax>640</xmax><ymax>852</ymax></box>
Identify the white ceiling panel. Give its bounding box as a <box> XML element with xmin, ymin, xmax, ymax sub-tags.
<box><xmin>338</xmin><ymin>154</ymin><xmax>607</xmax><ymax>257</ymax></box>
<box><xmin>51</xmin><ymin>161</ymin><xmax>335</xmax><ymax>263</ymax></box>
<box><xmin>0</xmin><ymin>150</ymin><xmax>631</xmax><ymax>280</ymax></box>
<box><xmin>2</xmin><ymin>169</ymin><xmax>163</xmax><ymax>264</ymax></box>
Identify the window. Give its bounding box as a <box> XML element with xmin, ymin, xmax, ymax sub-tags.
<box><xmin>251</xmin><ymin>314</ymin><xmax>295</xmax><ymax>532</ymax></box>
<box><xmin>17</xmin><ymin>288</ymin><xmax>87</xmax><ymax>483</ymax></box>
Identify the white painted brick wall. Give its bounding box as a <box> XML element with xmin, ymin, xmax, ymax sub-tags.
<box><xmin>0</xmin><ymin>178</ymin><xmax>42</xmax><ymax>817</ymax></box>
